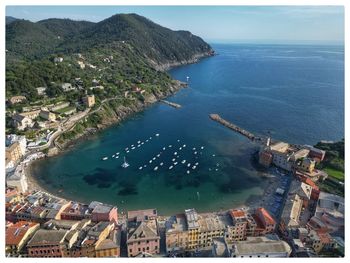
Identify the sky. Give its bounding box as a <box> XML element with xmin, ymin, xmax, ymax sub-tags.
<box><xmin>6</xmin><ymin>6</ymin><xmax>344</xmax><ymax>44</ymax></box>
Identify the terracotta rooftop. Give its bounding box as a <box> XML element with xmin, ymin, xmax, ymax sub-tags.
<box><xmin>256</xmin><ymin>207</ymin><xmax>276</xmax><ymax>225</ymax></box>
<box><xmin>6</xmin><ymin>221</ymin><xmax>39</xmax><ymax>246</ymax></box>
<box><xmin>230</xmin><ymin>209</ymin><xmax>246</xmax><ymax>219</ymax></box>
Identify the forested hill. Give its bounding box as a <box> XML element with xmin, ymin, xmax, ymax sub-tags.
<box><xmin>6</xmin><ymin>13</ymin><xmax>213</xmax><ymax>65</ymax></box>
<box><xmin>6</xmin><ymin>14</ymin><xmax>213</xmax><ymax>100</ymax></box>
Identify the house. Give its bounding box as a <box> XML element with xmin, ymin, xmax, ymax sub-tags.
<box><xmin>127</xmin><ymin>219</ymin><xmax>160</xmax><ymax>257</ymax></box>
<box><xmin>83</xmin><ymin>95</ymin><xmax>95</xmax><ymax>107</ymax></box>
<box><xmin>95</xmin><ymin>229</ymin><xmax>121</xmax><ymax>257</ymax></box>
<box><xmin>6</xmin><ymin>142</ymin><xmax>23</xmax><ymax>164</ymax></box>
<box><xmin>12</xmin><ymin>114</ymin><xmax>33</xmax><ymax>130</ymax></box>
<box><xmin>61</xmin><ymin>83</ymin><xmax>76</xmax><ymax>92</ymax></box>
<box><xmin>54</xmin><ymin>57</ymin><xmax>63</xmax><ymax>63</ymax></box>
<box><xmin>304</xmin><ymin>145</ymin><xmax>326</xmax><ymax>162</ymax></box>
<box><xmin>26</xmin><ymin>229</ymin><xmax>67</xmax><ymax>257</ymax></box>
<box><xmin>6</xmin><ymin>134</ymin><xmax>27</xmax><ymax>155</ymax></box>
<box><xmin>227</xmin><ymin>209</ymin><xmax>257</xmax><ymax>242</ymax></box>
<box><xmin>89</xmin><ymin>202</ymin><xmax>118</xmax><ymax>223</ymax></box>
<box><xmin>60</xmin><ymin>202</ymin><xmax>91</xmax><ymax>221</ymax></box>
<box><xmin>19</xmin><ymin>110</ymin><xmax>41</xmax><ymax>120</ymax></box>
<box><xmin>253</xmin><ymin>207</ymin><xmax>276</xmax><ymax>235</ymax></box>
<box><xmin>36</xmin><ymin>87</ymin><xmax>47</xmax><ymax>96</ymax></box>
<box><xmin>6</xmin><ymin>221</ymin><xmax>40</xmax><ymax>256</ymax></box>
<box><xmin>9</xmin><ymin>96</ymin><xmax>26</xmax><ymax>105</ymax></box>
<box><xmin>40</xmin><ymin>110</ymin><xmax>56</xmax><ymax>121</ymax></box>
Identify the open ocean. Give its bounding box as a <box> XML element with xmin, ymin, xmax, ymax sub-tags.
<box><xmin>31</xmin><ymin>44</ymin><xmax>344</xmax><ymax>214</ymax></box>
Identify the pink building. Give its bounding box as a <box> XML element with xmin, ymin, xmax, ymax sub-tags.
<box><xmin>127</xmin><ymin>209</ymin><xmax>159</xmax><ymax>257</ymax></box>
<box><xmin>91</xmin><ymin>203</ymin><xmax>118</xmax><ymax>223</ymax></box>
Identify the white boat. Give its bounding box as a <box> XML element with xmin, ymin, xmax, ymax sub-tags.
<box><xmin>195</xmin><ymin>162</ymin><xmax>199</xmax><ymax>166</ymax></box>
<box><xmin>149</xmin><ymin>160</ymin><xmax>153</xmax><ymax>164</ymax></box>
<box><xmin>116</xmin><ymin>152</ymin><xmax>120</xmax><ymax>155</ymax></box>
<box><xmin>186</xmin><ymin>76</ymin><xmax>190</xmax><ymax>81</ymax></box>
<box><xmin>131</xmin><ymin>145</ymin><xmax>134</xmax><ymax>147</ymax></box>
<box><xmin>138</xmin><ymin>141</ymin><xmax>141</xmax><ymax>144</ymax></box>
<box><xmin>125</xmin><ymin>147</ymin><xmax>129</xmax><ymax>151</ymax></box>
<box><xmin>192</xmin><ymin>147</ymin><xmax>196</xmax><ymax>150</ymax></box>
<box><xmin>187</xmin><ymin>170</ymin><xmax>190</xmax><ymax>174</ymax></box>
<box><xmin>156</xmin><ymin>133</ymin><xmax>160</xmax><ymax>137</ymax></box>
<box><xmin>139</xmin><ymin>166</ymin><xmax>143</xmax><ymax>170</ymax></box>
<box><xmin>174</xmin><ymin>152</ymin><xmax>177</xmax><ymax>155</ymax></box>
<box><xmin>209</xmin><ymin>168</ymin><xmax>212</xmax><ymax>171</ymax></box>
<box><xmin>183</xmin><ymin>144</ymin><xmax>186</xmax><ymax>147</ymax></box>
<box><xmin>194</xmin><ymin>151</ymin><xmax>197</xmax><ymax>155</ymax></box>
<box><xmin>215</xmin><ymin>168</ymin><xmax>218</xmax><ymax>171</ymax></box>
<box><xmin>102</xmin><ymin>157</ymin><xmax>108</xmax><ymax>161</ymax></box>
<box><xmin>121</xmin><ymin>157</ymin><xmax>130</xmax><ymax>168</ymax></box>
<box><xmin>160</xmin><ymin>162</ymin><xmax>164</xmax><ymax>166</ymax></box>
<box><xmin>212</xmin><ymin>154</ymin><xmax>216</xmax><ymax>157</ymax></box>
<box><xmin>131</xmin><ymin>147</ymin><xmax>135</xmax><ymax>150</ymax></box>
<box><xmin>137</xmin><ymin>145</ymin><xmax>141</xmax><ymax>147</ymax></box>
<box><xmin>200</xmin><ymin>146</ymin><xmax>204</xmax><ymax>150</ymax></box>
<box><xmin>154</xmin><ymin>166</ymin><xmax>158</xmax><ymax>171</ymax></box>
<box><xmin>177</xmin><ymin>139</ymin><xmax>180</xmax><ymax>142</ymax></box>
<box><xmin>146</xmin><ymin>139</ymin><xmax>149</xmax><ymax>142</ymax></box>
<box><xmin>181</xmin><ymin>160</ymin><xmax>186</xmax><ymax>164</ymax></box>
<box><xmin>141</xmin><ymin>142</ymin><xmax>144</xmax><ymax>145</ymax></box>
<box><xmin>216</xmin><ymin>163</ymin><xmax>219</xmax><ymax>167</ymax></box>
<box><xmin>174</xmin><ymin>162</ymin><xmax>178</xmax><ymax>165</ymax></box>
<box><xmin>144</xmin><ymin>165</ymin><xmax>147</xmax><ymax>168</ymax></box>
<box><xmin>152</xmin><ymin>157</ymin><xmax>156</xmax><ymax>160</ymax></box>
<box><xmin>172</xmin><ymin>158</ymin><xmax>176</xmax><ymax>162</ymax></box>
<box><xmin>187</xmin><ymin>163</ymin><xmax>191</xmax><ymax>167</ymax></box>
<box><xmin>192</xmin><ymin>166</ymin><xmax>196</xmax><ymax>170</ymax></box>
<box><xmin>112</xmin><ymin>155</ymin><xmax>115</xmax><ymax>158</ymax></box>
<box><xmin>169</xmin><ymin>145</ymin><xmax>172</xmax><ymax>148</ymax></box>
<box><xmin>169</xmin><ymin>165</ymin><xmax>173</xmax><ymax>170</ymax></box>
<box><xmin>157</xmin><ymin>154</ymin><xmax>160</xmax><ymax>157</ymax></box>
<box><xmin>163</xmin><ymin>147</ymin><xmax>166</xmax><ymax>150</ymax></box>
<box><xmin>179</xmin><ymin>147</ymin><xmax>182</xmax><ymax>150</ymax></box>
<box><xmin>116</xmin><ymin>156</ymin><xmax>119</xmax><ymax>159</ymax></box>
<box><xmin>150</xmin><ymin>137</ymin><xmax>152</xmax><ymax>140</ymax></box>
<box><xmin>126</xmin><ymin>150</ymin><xmax>130</xmax><ymax>153</ymax></box>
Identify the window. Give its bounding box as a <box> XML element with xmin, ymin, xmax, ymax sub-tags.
<box><xmin>129</xmin><ymin>249</ymin><xmax>132</xmax><ymax>253</ymax></box>
<box><xmin>138</xmin><ymin>248</ymin><xmax>141</xmax><ymax>252</ymax></box>
<box><xmin>155</xmin><ymin>246</ymin><xmax>158</xmax><ymax>250</ymax></box>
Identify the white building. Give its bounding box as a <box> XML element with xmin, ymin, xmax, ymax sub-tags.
<box><xmin>6</xmin><ymin>134</ymin><xmax>27</xmax><ymax>155</ymax></box>
<box><xmin>6</xmin><ymin>163</ymin><xmax>28</xmax><ymax>193</ymax></box>
<box><xmin>231</xmin><ymin>236</ymin><xmax>292</xmax><ymax>258</ymax></box>
<box><xmin>36</xmin><ymin>87</ymin><xmax>47</xmax><ymax>96</ymax></box>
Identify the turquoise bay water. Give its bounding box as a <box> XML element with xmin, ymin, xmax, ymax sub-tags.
<box><xmin>32</xmin><ymin>44</ymin><xmax>344</xmax><ymax>214</ymax></box>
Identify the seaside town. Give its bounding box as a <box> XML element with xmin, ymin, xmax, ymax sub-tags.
<box><xmin>5</xmin><ymin>104</ymin><xmax>345</xmax><ymax>257</ymax></box>
<box><xmin>4</xmin><ymin>9</ymin><xmax>345</xmax><ymax>259</ymax></box>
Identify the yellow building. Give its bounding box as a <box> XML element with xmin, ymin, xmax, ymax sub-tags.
<box><xmin>6</xmin><ymin>221</ymin><xmax>40</xmax><ymax>255</ymax></box>
<box><xmin>5</xmin><ymin>142</ymin><xmax>23</xmax><ymax>164</ymax></box>
<box><xmin>301</xmin><ymin>158</ymin><xmax>316</xmax><ymax>173</ymax></box>
<box><xmin>39</xmin><ymin>110</ymin><xmax>56</xmax><ymax>121</ymax></box>
<box><xmin>83</xmin><ymin>95</ymin><xmax>95</xmax><ymax>107</ymax></box>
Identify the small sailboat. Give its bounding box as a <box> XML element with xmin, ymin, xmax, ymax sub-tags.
<box><xmin>141</xmin><ymin>142</ymin><xmax>144</xmax><ymax>145</ymax></box>
<box><xmin>194</xmin><ymin>151</ymin><xmax>197</xmax><ymax>155</ymax></box>
<box><xmin>126</xmin><ymin>150</ymin><xmax>130</xmax><ymax>153</ymax></box>
<box><xmin>131</xmin><ymin>145</ymin><xmax>134</xmax><ymax>147</ymax></box>
<box><xmin>102</xmin><ymin>157</ymin><xmax>108</xmax><ymax>161</ymax></box>
<box><xmin>139</xmin><ymin>166</ymin><xmax>143</xmax><ymax>170</ymax></box>
<box><xmin>144</xmin><ymin>165</ymin><xmax>147</xmax><ymax>168</ymax></box>
<box><xmin>125</xmin><ymin>147</ymin><xmax>129</xmax><ymax>151</ymax></box>
<box><xmin>146</xmin><ymin>139</ymin><xmax>149</xmax><ymax>142</ymax></box>
<box><xmin>157</xmin><ymin>154</ymin><xmax>160</xmax><ymax>158</ymax></box>
<box><xmin>192</xmin><ymin>166</ymin><xmax>197</xmax><ymax>170</ymax></box>
<box><xmin>212</xmin><ymin>154</ymin><xmax>216</xmax><ymax>157</ymax></box>
<box><xmin>187</xmin><ymin>170</ymin><xmax>190</xmax><ymax>174</ymax></box>
<box><xmin>112</xmin><ymin>155</ymin><xmax>115</xmax><ymax>158</ymax></box>
<box><xmin>131</xmin><ymin>147</ymin><xmax>136</xmax><ymax>150</ymax></box>
<box><xmin>186</xmin><ymin>76</ymin><xmax>190</xmax><ymax>82</ymax></box>
<box><xmin>138</xmin><ymin>140</ymin><xmax>141</xmax><ymax>144</ymax></box>
<box><xmin>169</xmin><ymin>165</ymin><xmax>174</xmax><ymax>170</ymax></box>
<box><xmin>192</xmin><ymin>147</ymin><xmax>196</xmax><ymax>151</ymax></box>
<box><xmin>179</xmin><ymin>147</ymin><xmax>182</xmax><ymax>150</ymax></box>
<box><xmin>160</xmin><ymin>162</ymin><xmax>164</xmax><ymax>166</ymax></box>
<box><xmin>195</xmin><ymin>162</ymin><xmax>199</xmax><ymax>166</ymax></box>
<box><xmin>116</xmin><ymin>156</ymin><xmax>119</xmax><ymax>159</ymax></box>
<box><xmin>154</xmin><ymin>166</ymin><xmax>158</xmax><ymax>171</ymax></box>
<box><xmin>116</xmin><ymin>152</ymin><xmax>120</xmax><ymax>155</ymax></box>
<box><xmin>169</xmin><ymin>145</ymin><xmax>172</xmax><ymax>148</ymax></box>
<box><xmin>174</xmin><ymin>162</ymin><xmax>178</xmax><ymax>165</ymax></box>
<box><xmin>149</xmin><ymin>160</ymin><xmax>153</xmax><ymax>164</ymax></box>
<box><xmin>200</xmin><ymin>146</ymin><xmax>204</xmax><ymax>150</ymax></box>
<box><xmin>155</xmin><ymin>133</ymin><xmax>160</xmax><ymax>137</ymax></box>
<box><xmin>187</xmin><ymin>163</ymin><xmax>191</xmax><ymax>167</ymax></box>
<box><xmin>163</xmin><ymin>147</ymin><xmax>166</xmax><ymax>150</ymax></box>
<box><xmin>215</xmin><ymin>168</ymin><xmax>218</xmax><ymax>171</ymax></box>
<box><xmin>183</xmin><ymin>144</ymin><xmax>186</xmax><ymax>147</ymax></box>
<box><xmin>137</xmin><ymin>145</ymin><xmax>141</xmax><ymax>148</ymax></box>
<box><xmin>172</xmin><ymin>158</ymin><xmax>176</xmax><ymax>162</ymax></box>
<box><xmin>121</xmin><ymin>157</ymin><xmax>130</xmax><ymax>168</ymax></box>
<box><xmin>177</xmin><ymin>139</ymin><xmax>180</xmax><ymax>142</ymax></box>
<box><xmin>174</xmin><ymin>152</ymin><xmax>177</xmax><ymax>155</ymax></box>
<box><xmin>181</xmin><ymin>160</ymin><xmax>186</xmax><ymax>164</ymax></box>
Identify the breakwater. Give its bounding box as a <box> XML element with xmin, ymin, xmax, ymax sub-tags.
<box><xmin>209</xmin><ymin>114</ymin><xmax>255</xmax><ymax>141</ymax></box>
<box><xmin>160</xmin><ymin>100</ymin><xmax>182</xmax><ymax>108</ymax></box>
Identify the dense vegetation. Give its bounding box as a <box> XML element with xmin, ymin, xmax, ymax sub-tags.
<box><xmin>315</xmin><ymin>139</ymin><xmax>344</xmax><ymax>196</ymax></box>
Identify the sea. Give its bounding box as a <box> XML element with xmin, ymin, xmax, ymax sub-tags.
<box><xmin>31</xmin><ymin>44</ymin><xmax>344</xmax><ymax>214</ymax></box>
